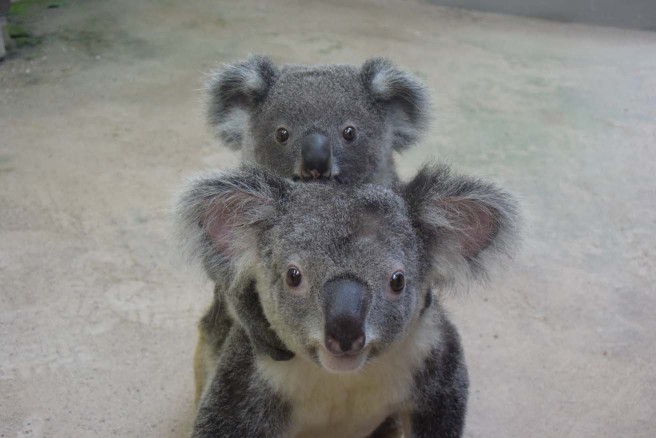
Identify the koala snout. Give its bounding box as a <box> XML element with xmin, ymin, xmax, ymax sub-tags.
<box><xmin>323</xmin><ymin>278</ymin><xmax>370</xmax><ymax>356</ymax></box>
<box><xmin>326</xmin><ymin>322</ymin><xmax>365</xmax><ymax>356</ymax></box>
<box><xmin>300</xmin><ymin>133</ymin><xmax>332</xmax><ymax>180</ymax></box>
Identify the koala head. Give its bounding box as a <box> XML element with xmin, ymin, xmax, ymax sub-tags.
<box><xmin>177</xmin><ymin>165</ymin><xmax>518</xmax><ymax>373</ymax></box>
<box><xmin>206</xmin><ymin>56</ymin><xmax>429</xmax><ymax>185</ymax></box>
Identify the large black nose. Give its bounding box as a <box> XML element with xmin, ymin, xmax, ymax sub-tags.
<box><xmin>300</xmin><ymin>133</ymin><xmax>331</xmax><ymax>179</ymax></box>
<box><xmin>323</xmin><ymin>278</ymin><xmax>369</xmax><ymax>356</ymax></box>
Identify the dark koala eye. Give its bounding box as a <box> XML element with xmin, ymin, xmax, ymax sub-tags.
<box><xmin>342</xmin><ymin>126</ymin><xmax>356</xmax><ymax>141</ymax></box>
<box><xmin>275</xmin><ymin>127</ymin><xmax>290</xmax><ymax>144</ymax></box>
<box><xmin>390</xmin><ymin>271</ymin><xmax>405</xmax><ymax>293</ymax></box>
<box><xmin>286</xmin><ymin>267</ymin><xmax>302</xmax><ymax>288</ymax></box>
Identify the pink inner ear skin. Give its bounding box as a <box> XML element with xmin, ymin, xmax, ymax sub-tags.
<box><xmin>206</xmin><ymin>213</ymin><xmax>233</xmax><ymax>256</ymax></box>
<box><xmin>203</xmin><ymin>201</ymin><xmax>242</xmax><ymax>258</ymax></box>
<box><xmin>441</xmin><ymin>198</ymin><xmax>500</xmax><ymax>259</ymax></box>
<box><xmin>200</xmin><ymin>190</ymin><xmax>274</xmax><ymax>258</ymax></box>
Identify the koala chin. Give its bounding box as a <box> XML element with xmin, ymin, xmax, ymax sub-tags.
<box><xmin>206</xmin><ymin>56</ymin><xmax>429</xmax><ymax>186</ymax></box>
<box><xmin>176</xmin><ymin>163</ymin><xmax>520</xmax><ymax>437</ymax></box>
<box><xmin>315</xmin><ymin>345</ymin><xmax>370</xmax><ymax>374</ymax></box>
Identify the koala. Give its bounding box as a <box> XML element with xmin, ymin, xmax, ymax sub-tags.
<box><xmin>204</xmin><ymin>56</ymin><xmax>430</xmax><ymax>362</ymax></box>
<box><xmin>206</xmin><ymin>55</ymin><xmax>429</xmax><ymax>185</ymax></box>
<box><xmin>176</xmin><ymin>163</ymin><xmax>519</xmax><ymax>437</ymax></box>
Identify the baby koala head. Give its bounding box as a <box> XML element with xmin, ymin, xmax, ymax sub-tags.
<box><xmin>206</xmin><ymin>56</ymin><xmax>429</xmax><ymax>185</ymax></box>
<box><xmin>177</xmin><ymin>165</ymin><xmax>518</xmax><ymax>373</ymax></box>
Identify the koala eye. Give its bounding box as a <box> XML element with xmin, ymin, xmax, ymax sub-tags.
<box><xmin>286</xmin><ymin>266</ymin><xmax>302</xmax><ymax>288</ymax></box>
<box><xmin>389</xmin><ymin>271</ymin><xmax>405</xmax><ymax>293</ymax></box>
<box><xmin>342</xmin><ymin>126</ymin><xmax>356</xmax><ymax>141</ymax></box>
<box><xmin>275</xmin><ymin>127</ymin><xmax>290</xmax><ymax>144</ymax></box>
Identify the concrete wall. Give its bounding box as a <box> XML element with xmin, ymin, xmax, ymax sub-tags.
<box><xmin>428</xmin><ymin>0</ymin><xmax>656</xmax><ymax>30</ymax></box>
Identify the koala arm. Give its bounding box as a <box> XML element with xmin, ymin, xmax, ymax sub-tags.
<box><xmin>192</xmin><ymin>327</ymin><xmax>292</xmax><ymax>438</ymax></box>
<box><xmin>225</xmin><ymin>280</ymin><xmax>295</xmax><ymax>361</ymax></box>
<box><xmin>407</xmin><ymin>316</ymin><xmax>469</xmax><ymax>438</ymax></box>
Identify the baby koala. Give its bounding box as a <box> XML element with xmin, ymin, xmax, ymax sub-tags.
<box><xmin>207</xmin><ymin>55</ymin><xmax>429</xmax><ymax>185</ymax></box>
<box><xmin>176</xmin><ymin>163</ymin><xmax>519</xmax><ymax>437</ymax></box>
<box><xmin>205</xmin><ymin>56</ymin><xmax>430</xmax><ymax>361</ymax></box>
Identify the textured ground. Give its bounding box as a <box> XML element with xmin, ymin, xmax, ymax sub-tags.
<box><xmin>1</xmin><ymin>1</ymin><xmax>655</xmax><ymax>437</ymax></box>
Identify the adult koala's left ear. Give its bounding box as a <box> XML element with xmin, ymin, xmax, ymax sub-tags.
<box><xmin>404</xmin><ymin>164</ymin><xmax>520</xmax><ymax>286</ymax></box>
<box><xmin>361</xmin><ymin>58</ymin><xmax>430</xmax><ymax>152</ymax></box>
<box><xmin>175</xmin><ymin>165</ymin><xmax>290</xmax><ymax>283</ymax></box>
<box><xmin>206</xmin><ymin>55</ymin><xmax>279</xmax><ymax>150</ymax></box>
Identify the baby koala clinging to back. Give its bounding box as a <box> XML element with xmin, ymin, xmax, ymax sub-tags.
<box><xmin>203</xmin><ymin>56</ymin><xmax>430</xmax><ymax>362</ymax></box>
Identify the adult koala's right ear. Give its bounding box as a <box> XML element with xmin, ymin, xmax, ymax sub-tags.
<box><xmin>206</xmin><ymin>56</ymin><xmax>279</xmax><ymax>150</ymax></box>
<box><xmin>404</xmin><ymin>164</ymin><xmax>520</xmax><ymax>287</ymax></box>
<box><xmin>175</xmin><ymin>165</ymin><xmax>290</xmax><ymax>283</ymax></box>
<box><xmin>361</xmin><ymin>58</ymin><xmax>430</xmax><ymax>152</ymax></box>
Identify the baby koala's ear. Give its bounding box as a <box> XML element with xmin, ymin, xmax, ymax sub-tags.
<box><xmin>175</xmin><ymin>165</ymin><xmax>290</xmax><ymax>282</ymax></box>
<box><xmin>403</xmin><ymin>164</ymin><xmax>519</xmax><ymax>286</ymax></box>
<box><xmin>206</xmin><ymin>55</ymin><xmax>279</xmax><ymax>149</ymax></box>
<box><xmin>361</xmin><ymin>58</ymin><xmax>430</xmax><ymax>152</ymax></box>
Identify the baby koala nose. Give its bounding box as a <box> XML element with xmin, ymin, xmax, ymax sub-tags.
<box><xmin>300</xmin><ymin>133</ymin><xmax>332</xmax><ymax>180</ymax></box>
<box><xmin>325</xmin><ymin>316</ymin><xmax>366</xmax><ymax>356</ymax></box>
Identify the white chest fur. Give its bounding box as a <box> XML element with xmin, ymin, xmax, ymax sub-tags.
<box><xmin>255</xmin><ymin>315</ymin><xmax>438</xmax><ymax>437</ymax></box>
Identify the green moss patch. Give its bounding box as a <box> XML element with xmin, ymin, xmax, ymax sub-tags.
<box><xmin>6</xmin><ymin>23</ymin><xmax>42</xmax><ymax>48</ymax></box>
<box><xmin>9</xmin><ymin>0</ymin><xmax>68</xmax><ymax>17</ymax></box>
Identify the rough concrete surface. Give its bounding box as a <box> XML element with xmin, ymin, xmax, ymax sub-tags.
<box><xmin>1</xmin><ymin>1</ymin><xmax>655</xmax><ymax>437</ymax></box>
<box><xmin>427</xmin><ymin>0</ymin><xmax>656</xmax><ymax>31</ymax></box>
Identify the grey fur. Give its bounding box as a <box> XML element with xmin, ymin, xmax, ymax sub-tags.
<box><xmin>205</xmin><ymin>56</ymin><xmax>431</xmax><ymax>361</ymax></box>
<box><xmin>176</xmin><ymin>163</ymin><xmax>519</xmax><ymax>437</ymax></box>
<box><xmin>206</xmin><ymin>56</ymin><xmax>430</xmax><ymax>185</ymax></box>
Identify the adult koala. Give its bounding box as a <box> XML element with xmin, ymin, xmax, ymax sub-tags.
<box><xmin>177</xmin><ymin>164</ymin><xmax>519</xmax><ymax>437</ymax></box>
<box><xmin>206</xmin><ymin>55</ymin><xmax>429</xmax><ymax>186</ymax></box>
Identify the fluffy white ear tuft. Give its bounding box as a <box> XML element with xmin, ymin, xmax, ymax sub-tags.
<box><xmin>361</xmin><ymin>58</ymin><xmax>430</xmax><ymax>152</ymax></box>
<box><xmin>205</xmin><ymin>55</ymin><xmax>279</xmax><ymax>150</ymax></box>
<box><xmin>404</xmin><ymin>163</ymin><xmax>520</xmax><ymax>286</ymax></box>
<box><xmin>175</xmin><ymin>165</ymin><xmax>290</xmax><ymax>284</ymax></box>
<box><xmin>435</xmin><ymin>197</ymin><xmax>501</xmax><ymax>259</ymax></box>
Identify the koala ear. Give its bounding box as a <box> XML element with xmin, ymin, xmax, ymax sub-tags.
<box><xmin>176</xmin><ymin>165</ymin><xmax>290</xmax><ymax>282</ymax></box>
<box><xmin>404</xmin><ymin>164</ymin><xmax>519</xmax><ymax>285</ymax></box>
<box><xmin>361</xmin><ymin>58</ymin><xmax>430</xmax><ymax>152</ymax></box>
<box><xmin>206</xmin><ymin>56</ymin><xmax>279</xmax><ymax>150</ymax></box>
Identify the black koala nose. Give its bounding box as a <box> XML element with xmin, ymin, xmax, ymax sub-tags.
<box><xmin>300</xmin><ymin>133</ymin><xmax>332</xmax><ymax>180</ymax></box>
<box><xmin>323</xmin><ymin>278</ymin><xmax>369</xmax><ymax>356</ymax></box>
<box><xmin>326</xmin><ymin>319</ymin><xmax>365</xmax><ymax>356</ymax></box>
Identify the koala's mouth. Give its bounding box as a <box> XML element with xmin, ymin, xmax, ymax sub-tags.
<box><xmin>293</xmin><ymin>161</ymin><xmax>342</xmax><ymax>183</ymax></box>
<box><xmin>292</xmin><ymin>171</ymin><xmax>336</xmax><ymax>182</ymax></box>
<box><xmin>292</xmin><ymin>173</ymin><xmax>347</xmax><ymax>184</ymax></box>
<box><xmin>316</xmin><ymin>345</ymin><xmax>370</xmax><ymax>374</ymax></box>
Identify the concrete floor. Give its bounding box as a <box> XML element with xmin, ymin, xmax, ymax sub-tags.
<box><xmin>1</xmin><ymin>0</ymin><xmax>655</xmax><ymax>437</ymax></box>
